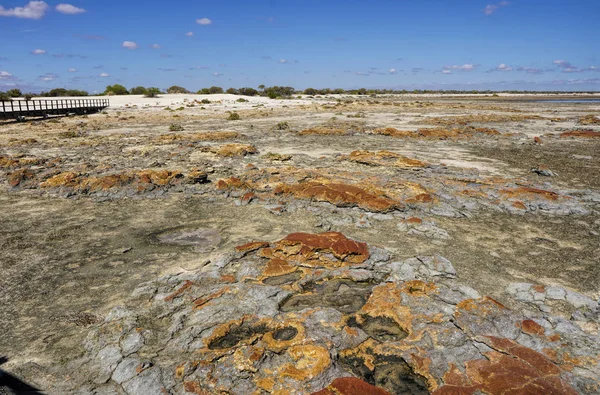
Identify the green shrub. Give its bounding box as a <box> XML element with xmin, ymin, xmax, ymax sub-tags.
<box><xmin>145</xmin><ymin>87</ymin><xmax>161</xmax><ymax>98</ymax></box>
<box><xmin>167</xmin><ymin>85</ymin><xmax>190</xmax><ymax>94</ymax></box>
<box><xmin>236</xmin><ymin>98</ymin><xmax>249</xmax><ymax>103</ymax></box>
<box><xmin>227</xmin><ymin>112</ymin><xmax>240</xmax><ymax>121</ymax></box>
<box><xmin>209</xmin><ymin>86</ymin><xmax>224</xmax><ymax>94</ymax></box>
<box><xmin>238</xmin><ymin>87</ymin><xmax>258</xmax><ymax>96</ymax></box>
<box><xmin>7</xmin><ymin>88</ymin><xmax>22</xmax><ymax>98</ymax></box>
<box><xmin>201</xmin><ymin>99</ymin><xmax>211</xmax><ymax>104</ymax></box>
<box><xmin>274</xmin><ymin>121</ymin><xmax>290</xmax><ymax>130</ymax></box>
<box><xmin>24</xmin><ymin>93</ymin><xmax>34</xmax><ymax>101</ymax></box>
<box><xmin>0</xmin><ymin>92</ymin><xmax>11</xmax><ymax>101</ymax></box>
<box><xmin>104</xmin><ymin>84</ymin><xmax>128</xmax><ymax>95</ymax></box>
<box><xmin>169</xmin><ymin>123</ymin><xmax>184</xmax><ymax>131</ymax></box>
<box><xmin>130</xmin><ymin>86</ymin><xmax>148</xmax><ymax>95</ymax></box>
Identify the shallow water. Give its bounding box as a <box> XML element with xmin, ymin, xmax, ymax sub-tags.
<box><xmin>534</xmin><ymin>99</ymin><xmax>600</xmax><ymax>103</ymax></box>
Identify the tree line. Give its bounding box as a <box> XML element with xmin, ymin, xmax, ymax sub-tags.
<box><xmin>2</xmin><ymin>85</ymin><xmax>599</xmax><ymax>101</ymax></box>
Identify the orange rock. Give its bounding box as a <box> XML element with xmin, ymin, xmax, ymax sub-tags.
<box><xmin>312</xmin><ymin>377</ymin><xmax>391</xmax><ymax>395</ymax></box>
<box><xmin>534</xmin><ymin>136</ymin><xmax>543</xmax><ymax>144</ymax></box>
<box><xmin>434</xmin><ymin>337</ymin><xmax>577</xmax><ymax>395</ymax></box>
<box><xmin>279</xmin><ymin>180</ymin><xmax>402</xmax><ymax>213</ymax></box>
<box><xmin>7</xmin><ymin>168</ymin><xmax>35</xmax><ymax>187</ymax></box>
<box><xmin>209</xmin><ymin>143</ymin><xmax>258</xmax><ymax>157</ymax></box>
<box><xmin>193</xmin><ymin>287</ymin><xmax>230</xmax><ymax>310</ymax></box>
<box><xmin>235</xmin><ymin>241</ymin><xmax>270</xmax><ymax>253</ymax></box>
<box><xmin>532</xmin><ymin>284</ymin><xmax>546</xmax><ymax>293</ymax></box>
<box><xmin>262</xmin><ymin>258</ymin><xmax>297</xmax><ymax>278</ymax></box>
<box><xmin>406</xmin><ymin>217</ymin><xmax>423</xmax><ymax>224</ymax></box>
<box><xmin>512</xmin><ymin>201</ymin><xmax>527</xmax><ymax>210</ymax></box>
<box><xmin>341</xmin><ymin>150</ymin><xmax>428</xmax><ymax>168</ymax></box>
<box><xmin>164</xmin><ymin>280</ymin><xmax>193</xmax><ymax>302</ymax></box>
<box><xmin>500</xmin><ymin>186</ymin><xmax>559</xmax><ymax>201</ymax></box>
<box><xmin>560</xmin><ymin>130</ymin><xmax>600</xmax><ymax>138</ymax></box>
<box><xmin>40</xmin><ymin>171</ymin><xmax>80</xmax><ymax>188</ymax></box>
<box><xmin>183</xmin><ymin>381</ymin><xmax>211</xmax><ymax>394</ymax></box>
<box><xmin>277</xmin><ymin>232</ymin><xmax>370</xmax><ymax>264</ymax></box>
<box><xmin>521</xmin><ymin>319</ymin><xmax>546</xmax><ymax>336</ymax></box>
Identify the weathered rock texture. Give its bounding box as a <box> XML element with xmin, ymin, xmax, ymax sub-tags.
<box><xmin>59</xmin><ymin>232</ymin><xmax>598</xmax><ymax>394</ymax></box>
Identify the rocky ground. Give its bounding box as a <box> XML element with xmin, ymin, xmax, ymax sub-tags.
<box><xmin>0</xmin><ymin>93</ymin><xmax>599</xmax><ymax>394</ymax></box>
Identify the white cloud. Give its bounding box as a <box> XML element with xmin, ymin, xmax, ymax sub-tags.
<box><xmin>0</xmin><ymin>71</ymin><xmax>13</xmax><ymax>80</ymax></box>
<box><xmin>196</xmin><ymin>17</ymin><xmax>212</xmax><ymax>25</ymax></box>
<box><xmin>484</xmin><ymin>1</ymin><xmax>509</xmax><ymax>15</ymax></box>
<box><xmin>496</xmin><ymin>63</ymin><xmax>513</xmax><ymax>71</ymax></box>
<box><xmin>443</xmin><ymin>64</ymin><xmax>476</xmax><ymax>72</ymax></box>
<box><xmin>122</xmin><ymin>41</ymin><xmax>138</xmax><ymax>50</ymax></box>
<box><xmin>31</xmin><ymin>48</ymin><xmax>46</xmax><ymax>55</ymax></box>
<box><xmin>388</xmin><ymin>68</ymin><xmax>397</xmax><ymax>74</ymax></box>
<box><xmin>38</xmin><ymin>72</ymin><xmax>58</xmax><ymax>81</ymax></box>
<box><xmin>552</xmin><ymin>60</ymin><xmax>599</xmax><ymax>73</ymax></box>
<box><xmin>68</xmin><ymin>68</ymin><xmax>76</xmax><ymax>72</ymax></box>
<box><xmin>185</xmin><ymin>31</ymin><xmax>194</xmax><ymax>37</ymax></box>
<box><xmin>99</xmin><ymin>72</ymin><xmax>109</xmax><ymax>77</ymax></box>
<box><xmin>212</xmin><ymin>72</ymin><xmax>223</xmax><ymax>77</ymax></box>
<box><xmin>0</xmin><ymin>1</ymin><xmax>48</xmax><ymax>19</ymax></box>
<box><xmin>151</xmin><ymin>44</ymin><xmax>160</xmax><ymax>49</ymax></box>
<box><xmin>442</xmin><ymin>70</ymin><xmax>452</xmax><ymax>74</ymax></box>
<box><xmin>442</xmin><ymin>63</ymin><xmax>477</xmax><ymax>74</ymax></box>
<box><xmin>55</xmin><ymin>3</ymin><xmax>85</xmax><ymax>14</ymax></box>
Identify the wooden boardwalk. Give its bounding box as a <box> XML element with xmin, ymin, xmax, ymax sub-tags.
<box><xmin>0</xmin><ymin>98</ymin><xmax>109</xmax><ymax>121</ymax></box>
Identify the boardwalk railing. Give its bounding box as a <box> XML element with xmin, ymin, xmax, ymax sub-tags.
<box><xmin>0</xmin><ymin>98</ymin><xmax>110</xmax><ymax>121</ymax></box>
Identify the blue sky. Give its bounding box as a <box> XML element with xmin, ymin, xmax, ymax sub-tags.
<box><xmin>1</xmin><ymin>0</ymin><xmax>599</xmax><ymax>93</ymax></box>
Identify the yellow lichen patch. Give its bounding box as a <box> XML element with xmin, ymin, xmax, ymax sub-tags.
<box><xmin>279</xmin><ymin>345</ymin><xmax>331</xmax><ymax>381</ymax></box>
<box><xmin>299</xmin><ymin>127</ymin><xmax>346</xmax><ymax>136</ymax></box>
<box><xmin>400</xmin><ymin>280</ymin><xmax>438</xmax><ymax>297</ymax></box>
<box><xmin>339</xmin><ymin>338</ymin><xmax>379</xmax><ymax>371</ymax></box>
<box><xmin>202</xmin><ymin>316</ymin><xmax>270</xmax><ymax>351</ymax></box>
<box><xmin>341</xmin><ymin>150</ymin><xmax>428</xmax><ymax>168</ymax></box>
<box><xmin>262</xmin><ymin>320</ymin><xmax>306</xmax><ymax>352</ymax></box>
<box><xmin>255</xmin><ymin>377</ymin><xmax>275</xmax><ymax>392</ymax></box>
<box><xmin>579</xmin><ymin>114</ymin><xmax>600</xmax><ymax>125</ymax></box>
<box><xmin>40</xmin><ymin>171</ymin><xmax>80</xmax><ymax>188</ymax></box>
<box><xmin>232</xmin><ymin>345</ymin><xmax>265</xmax><ymax>373</ymax></box>
<box><xmin>204</xmin><ymin>143</ymin><xmax>258</xmax><ymax>157</ymax></box>
<box><xmin>357</xmin><ymin>283</ymin><xmax>415</xmax><ymax>335</ymax></box>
